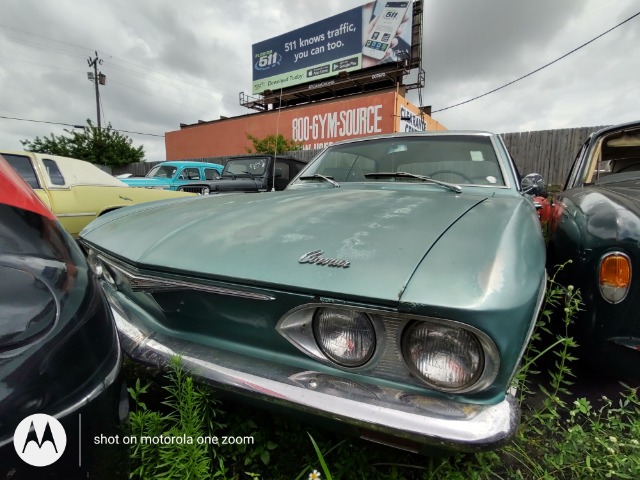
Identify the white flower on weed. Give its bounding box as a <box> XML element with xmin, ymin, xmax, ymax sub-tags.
<box><xmin>567</xmin><ymin>285</ymin><xmax>574</xmax><ymax>291</ymax></box>
<box><xmin>630</xmin><ymin>439</ymin><xmax>639</xmax><ymax>445</ymax></box>
<box><xmin>309</xmin><ymin>469</ymin><xmax>321</xmax><ymax>480</ymax></box>
<box><xmin>609</xmin><ymin>436</ymin><xmax>617</xmax><ymax>443</ymax></box>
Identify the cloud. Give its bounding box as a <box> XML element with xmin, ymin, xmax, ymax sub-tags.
<box><xmin>1</xmin><ymin>0</ymin><xmax>638</xmax><ymax>161</ymax></box>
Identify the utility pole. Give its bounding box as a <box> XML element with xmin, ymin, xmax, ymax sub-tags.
<box><xmin>87</xmin><ymin>51</ymin><xmax>106</xmax><ymax>129</ymax></box>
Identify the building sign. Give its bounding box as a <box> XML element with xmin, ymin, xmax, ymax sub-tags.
<box><xmin>398</xmin><ymin>105</ymin><xmax>426</xmax><ymax>132</ymax></box>
<box><xmin>252</xmin><ymin>1</ymin><xmax>414</xmax><ymax>94</ymax></box>
<box><xmin>292</xmin><ymin>105</ymin><xmax>384</xmax><ymax>149</ymax></box>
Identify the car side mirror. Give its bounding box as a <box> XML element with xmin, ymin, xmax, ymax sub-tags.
<box><xmin>275</xmin><ymin>168</ymin><xmax>283</xmax><ymax>178</ymax></box>
<box><xmin>521</xmin><ymin>173</ymin><xmax>546</xmax><ymax>196</ymax></box>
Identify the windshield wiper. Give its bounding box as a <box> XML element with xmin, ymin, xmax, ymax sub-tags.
<box><xmin>299</xmin><ymin>174</ymin><xmax>340</xmax><ymax>188</ymax></box>
<box><xmin>364</xmin><ymin>171</ymin><xmax>462</xmax><ymax>193</ymax></box>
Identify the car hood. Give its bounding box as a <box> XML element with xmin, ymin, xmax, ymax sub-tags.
<box><xmin>596</xmin><ymin>176</ymin><xmax>640</xmax><ymax>208</ymax></box>
<box><xmin>82</xmin><ymin>187</ymin><xmax>518</xmax><ymax>304</ymax></box>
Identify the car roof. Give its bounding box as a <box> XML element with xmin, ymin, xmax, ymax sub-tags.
<box><xmin>158</xmin><ymin>161</ymin><xmax>223</xmax><ymax>168</ymax></box>
<box><xmin>227</xmin><ymin>155</ymin><xmax>299</xmax><ymax>160</ymax></box>
<box><xmin>326</xmin><ymin>131</ymin><xmax>495</xmax><ymax>148</ymax></box>
<box><xmin>590</xmin><ymin>120</ymin><xmax>640</xmax><ymax>139</ymax></box>
<box><xmin>3</xmin><ymin>150</ymin><xmax>127</xmax><ymax>188</ymax></box>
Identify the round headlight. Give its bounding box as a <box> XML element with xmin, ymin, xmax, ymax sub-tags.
<box><xmin>86</xmin><ymin>249</ymin><xmax>104</xmax><ymax>277</ymax></box>
<box><xmin>86</xmin><ymin>249</ymin><xmax>115</xmax><ymax>286</ymax></box>
<box><xmin>402</xmin><ymin>322</ymin><xmax>483</xmax><ymax>392</ymax></box>
<box><xmin>313</xmin><ymin>308</ymin><xmax>376</xmax><ymax>367</ymax></box>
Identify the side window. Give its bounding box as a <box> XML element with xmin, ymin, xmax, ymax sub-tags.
<box><xmin>184</xmin><ymin>168</ymin><xmax>200</xmax><ymax>180</ymax></box>
<box><xmin>294</xmin><ymin>162</ymin><xmax>306</xmax><ymax>176</ymax></box>
<box><xmin>205</xmin><ymin>168</ymin><xmax>220</xmax><ymax>180</ymax></box>
<box><xmin>42</xmin><ymin>159</ymin><xmax>65</xmax><ymax>186</ymax></box>
<box><xmin>275</xmin><ymin>162</ymin><xmax>290</xmax><ymax>180</ymax></box>
<box><xmin>3</xmin><ymin>154</ymin><xmax>40</xmax><ymax>188</ymax></box>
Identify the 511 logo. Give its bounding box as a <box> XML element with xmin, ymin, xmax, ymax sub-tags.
<box><xmin>254</xmin><ymin>50</ymin><xmax>282</xmax><ymax>70</ymax></box>
<box><xmin>13</xmin><ymin>414</ymin><xmax>67</xmax><ymax>466</ymax></box>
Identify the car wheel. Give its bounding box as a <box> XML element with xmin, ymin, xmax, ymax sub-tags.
<box><xmin>177</xmin><ymin>187</ymin><xmax>184</xmax><ymax>191</ymax></box>
<box><xmin>202</xmin><ymin>187</ymin><xmax>210</xmax><ymax>195</ymax></box>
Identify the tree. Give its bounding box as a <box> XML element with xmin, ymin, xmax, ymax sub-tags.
<box><xmin>21</xmin><ymin>119</ymin><xmax>145</xmax><ymax>166</ymax></box>
<box><xmin>246</xmin><ymin>133</ymin><xmax>301</xmax><ymax>154</ymax></box>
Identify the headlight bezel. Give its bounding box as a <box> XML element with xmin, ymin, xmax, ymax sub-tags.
<box><xmin>277</xmin><ymin>304</ymin><xmax>500</xmax><ymax>393</ymax></box>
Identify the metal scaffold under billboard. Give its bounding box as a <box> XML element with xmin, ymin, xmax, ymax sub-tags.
<box><xmin>240</xmin><ymin>0</ymin><xmax>424</xmax><ymax>112</ymax></box>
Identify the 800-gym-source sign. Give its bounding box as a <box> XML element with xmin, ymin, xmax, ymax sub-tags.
<box><xmin>252</xmin><ymin>1</ymin><xmax>413</xmax><ymax>94</ymax></box>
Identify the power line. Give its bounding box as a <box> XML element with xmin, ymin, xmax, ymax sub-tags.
<box><xmin>0</xmin><ymin>23</ymin><xmax>239</xmax><ymax>107</ymax></box>
<box><xmin>0</xmin><ymin>115</ymin><xmax>164</xmax><ymax>137</ymax></box>
<box><xmin>432</xmin><ymin>9</ymin><xmax>640</xmax><ymax>114</ymax></box>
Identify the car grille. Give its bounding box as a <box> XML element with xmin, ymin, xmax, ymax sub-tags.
<box><xmin>180</xmin><ymin>185</ymin><xmax>209</xmax><ymax>194</ymax></box>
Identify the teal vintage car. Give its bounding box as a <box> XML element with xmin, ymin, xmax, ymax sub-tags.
<box><xmin>79</xmin><ymin>132</ymin><xmax>547</xmax><ymax>452</ymax></box>
<box><xmin>122</xmin><ymin>161</ymin><xmax>224</xmax><ymax>191</ymax></box>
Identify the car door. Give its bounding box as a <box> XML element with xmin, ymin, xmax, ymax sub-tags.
<box><xmin>2</xmin><ymin>153</ymin><xmax>53</xmax><ymax>211</ymax></box>
<box><xmin>38</xmin><ymin>157</ymin><xmax>104</xmax><ymax>236</ymax></box>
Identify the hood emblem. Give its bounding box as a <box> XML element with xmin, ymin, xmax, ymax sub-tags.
<box><xmin>299</xmin><ymin>250</ymin><xmax>350</xmax><ymax>268</ymax></box>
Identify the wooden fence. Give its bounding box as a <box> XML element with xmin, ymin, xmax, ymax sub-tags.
<box><xmin>113</xmin><ymin>126</ymin><xmax>608</xmax><ymax>186</ymax></box>
<box><xmin>501</xmin><ymin>126</ymin><xmax>606</xmax><ymax>186</ymax></box>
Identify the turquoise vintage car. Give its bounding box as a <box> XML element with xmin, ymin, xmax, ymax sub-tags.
<box><xmin>79</xmin><ymin>132</ymin><xmax>546</xmax><ymax>452</ymax></box>
<box><xmin>122</xmin><ymin>161</ymin><xmax>224</xmax><ymax>191</ymax></box>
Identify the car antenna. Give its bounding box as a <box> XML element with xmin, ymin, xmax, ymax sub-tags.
<box><xmin>271</xmin><ymin>86</ymin><xmax>283</xmax><ymax>192</ymax></box>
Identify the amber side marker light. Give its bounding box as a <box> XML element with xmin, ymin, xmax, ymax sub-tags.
<box><xmin>599</xmin><ymin>253</ymin><xmax>631</xmax><ymax>303</ymax></box>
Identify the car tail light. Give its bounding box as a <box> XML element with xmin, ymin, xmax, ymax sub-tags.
<box><xmin>402</xmin><ymin>322</ymin><xmax>483</xmax><ymax>392</ymax></box>
<box><xmin>599</xmin><ymin>252</ymin><xmax>631</xmax><ymax>303</ymax></box>
<box><xmin>313</xmin><ymin>308</ymin><xmax>375</xmax><ymax>367</ymax></box>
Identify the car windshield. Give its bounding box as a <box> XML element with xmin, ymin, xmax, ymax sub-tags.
<box><xmin>223</xmin><ymin>158</ymin><xmax>267</xmax><ymax>176</ymax></box>
<box><xmin>146</xmin><ymin>165</ymin><xmax>177</xmax><ymax>179</ymax></box>
<box><xmin>293</xmin><ymin>135</ymin><xmax>505</xmax><ymax>187</ymax></box>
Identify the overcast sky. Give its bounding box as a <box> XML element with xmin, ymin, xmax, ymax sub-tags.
<box><xmin>1</xmin><ymin>0</ymin><xmax>639</xmax><ymax>161</ymax></box>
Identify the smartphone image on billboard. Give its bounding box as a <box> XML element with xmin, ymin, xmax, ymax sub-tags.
<box><xmin>362</xmin><ymin>1</ymin><xmax>410</xmax><ymax>61</ymax></box>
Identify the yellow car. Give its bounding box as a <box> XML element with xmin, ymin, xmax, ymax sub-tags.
<box><xmin>1</xmin><ymin>150</ymin><xmax>195</xmax><ymax>237</ymax></box>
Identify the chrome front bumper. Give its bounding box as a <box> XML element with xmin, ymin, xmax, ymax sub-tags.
<box><xmin>108</xmin><ymin>290</ymin><xmax>519</xmax><ymax>452</ymax></box>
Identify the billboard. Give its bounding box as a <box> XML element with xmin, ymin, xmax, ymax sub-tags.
<box><xmin>252</xmin><ymin>1</ymin><xmax>414</xmax><ymax>94</ymax></box>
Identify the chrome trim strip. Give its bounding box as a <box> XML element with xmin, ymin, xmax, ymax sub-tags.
<box><xmin>108</xmin><ymin>289</ymin><xmax>518</xmax><ymax>451</ymax></box>
<box><xmin>98</xmin><ymin>255</ymin><xmax>275</xmax><ymax>301</ymax></box>
<box><xmin>56</xmin><ymin>212</ymin><xmax>96</xmax><ymax>217</ymax></box>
